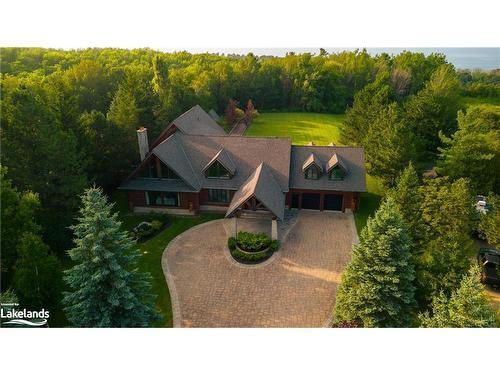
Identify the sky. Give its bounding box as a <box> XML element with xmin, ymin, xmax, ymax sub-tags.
<box><xmin>2</xmin><ymin>0</ymin><xmax>499</xmax><ymax>50</ymax></box>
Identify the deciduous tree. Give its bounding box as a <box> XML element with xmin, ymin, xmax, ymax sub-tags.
<box><xmin>14</xmin><ymin>233</ymin><xmax>62</xmax><ymax>311</ymax></box>
<box><xmin>438</xmin><ymin>105</ymin><xmax>500</xmax><ymax>193</ymax></box>
<box><xmin>478</xmin><ymin>194</ymin><xmax>500</xmax><ymax>248</ymax></box>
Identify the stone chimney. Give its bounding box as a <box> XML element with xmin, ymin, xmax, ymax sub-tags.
<box><xmin>137</xmin><ymin>127</ymin><xmax>149</xmax><ymax>161</ymax></box>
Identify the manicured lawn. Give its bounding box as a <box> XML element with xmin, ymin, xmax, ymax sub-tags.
<box><xmin>246</xmin><ymin>112</ymin><xmax>345</xmax><ymax>145</ymax></box>
<box><xmin>112</xmin><ymin>191</ymin><xmax>222</xmax><ymax>327</ymax></box>
<box><xmin>133</xmin><ymin>213</ymin><xmax>223</xmax><ymax>327</ymax></box>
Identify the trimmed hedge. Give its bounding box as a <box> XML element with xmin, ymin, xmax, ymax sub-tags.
<box><xmin>228</xmin><ymin>233</ymin><xmax>280</xmax><ymax>264</ymax></box>
<box><xmin>236</xmin><ymin>231</ymin><xmax>271</xmax><ymax>252</ymax></box>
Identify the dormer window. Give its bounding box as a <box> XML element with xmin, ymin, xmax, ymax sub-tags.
<box><xmin>206</xmin><ymin>161</ymin><xmax>231</xmax><ymax>179</ymax></box>
<box><xmin>302</xmin><ymin>152</ymin><xmax>323</xmax><ymax>180</ymax></box>
<box><xmin>203</xmin><ymin>148</ymin><xmax>236</xmax><ymax>180</ymax></box>
<box><xmin>328</xmin><ymin>165</ymin><xmax>346</xmax><ymax>180</ymax></box>
<box><xmin>326</xmin><ymin>153</ymin><xmax>348</xmax><ymax>181</ymax></box>
<box><xmin>305</xmin><ymin>165</ymin><xmax>321</xmax><ymax>180</ymax></box>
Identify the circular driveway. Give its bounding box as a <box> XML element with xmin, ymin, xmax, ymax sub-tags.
<box><xmin>162</xmin><ymin>211</ymin><xmax>357</xmax><ymax>327</ymax></box>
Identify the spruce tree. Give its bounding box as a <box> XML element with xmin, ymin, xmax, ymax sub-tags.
<box><xmin>334</xmin><ymin>197</ymin><xmax>416</xmax><ymax>327</ymax></box>
<box><xmin>386</xmin><ymin>162</ymin><xmax>421</xmax><ymax>237</ymax></box>
<box><xmin>63</xmin><ymin>187</ymin><xmax>158</xmax><ymax>327</ymax></box>
<box><xmin>419</xmin><ymin>265</ymin><xmax>496</xmax><ymax>328</ymax></box>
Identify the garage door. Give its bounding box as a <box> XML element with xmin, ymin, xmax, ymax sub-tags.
<box><xmin>302</xmin><ymin>193</ymin><xmax>321</xmax><ymax>210</ymax></box>
<box><xmin>324</xmin><ymin>194</ymin><xmax>343</xmax><ymax>211</ymax></box>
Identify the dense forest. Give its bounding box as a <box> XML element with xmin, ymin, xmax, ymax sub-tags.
<box><xmin>1</xmin><ymin>47</ymin><xmax>499</xmax><ymax>326</ymax></box>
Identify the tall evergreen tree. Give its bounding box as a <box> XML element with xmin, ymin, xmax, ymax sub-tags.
<box><xmin>363</xmin><ymin>103</ymin><xmax>417</xmax><ymax>184</ymax></box>
<box><xmin>404</xmin><ymin>64</ymin><xmax>462</xmax><ymax>156</ymax></box>
<box><xmin>107</xmin><ymin>85</ymin><xmax>139</xmax><ymax>130</ymax></box>
<box><xmin>386</xmin><ymin>162</ymin><xmax>421</xmax><ymax>237</ymax></box>
<box><xmin>419</xmin><ymin>265</ymin><xmax>496</xmax><ymax>328</ymax></box>
<box><xmin>334</xmin><ymin>197</ymin><xmax>416</xmax><ymax>327</ymax></box>
<box><xmin>63</xmin><ymin>187</ymin><xmax>158</xmax><ymax>327</ymax></box>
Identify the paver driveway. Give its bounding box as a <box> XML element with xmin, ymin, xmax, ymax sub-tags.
<box><xmin>162</xmin><ymin>210</ymin><xmax>358</xmax><ymax>327</ymax></box>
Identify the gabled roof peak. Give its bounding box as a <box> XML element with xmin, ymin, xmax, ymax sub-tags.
<box><xmin>202</xmin><ymin>148</ymin><xmax>236</xmax><ymax>175</ymax></box>
<box><xmin>326</xmin><ymin>153</ymin><xmax>348</xmax><ymax>173</ymax></box>
<box><xmin>302</xmin><ymin>152</ymin><xmax>323</xmax><ymax>173</ymax></box>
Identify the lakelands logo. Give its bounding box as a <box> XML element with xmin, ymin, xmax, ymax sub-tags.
<box><xmin>0</xmin><ymin>303</ymin><xmax>49</xmax><ymax>327</ymax></box>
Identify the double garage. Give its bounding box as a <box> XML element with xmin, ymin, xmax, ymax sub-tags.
<box><xmin>289</xmin><ymin>191</ymin><xmax>344</xmax><ymax>212</ymax></box>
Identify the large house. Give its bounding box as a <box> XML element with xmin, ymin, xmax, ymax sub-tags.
<box><xmin>120</xmin><ymin>105</ymin><xmax>366</xmax><ymax>223</ymax></box>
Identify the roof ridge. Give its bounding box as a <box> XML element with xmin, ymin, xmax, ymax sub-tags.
<box><xmin>176</xmin><ymin>134</ymin><xmax>202</xmax><ymax>189</ymax></box>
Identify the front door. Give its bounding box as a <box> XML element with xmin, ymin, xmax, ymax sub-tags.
<box><xmin>291</xmin><ymin>193</ymin><xmax>300</xmax><ymax>209</ymax></box>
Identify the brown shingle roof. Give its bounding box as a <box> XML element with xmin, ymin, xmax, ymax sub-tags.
<box><xmin>178</xmin><ymin>134</ymin><xmax>291</xmax><ymax>192</ymax></box>
<box><xmin>172</xmin><ymin>105</ymin><xmax>225</xmax><ymax>136</ymax></box>
<box><xmin>302</xmin><ymin>152</ymin><xmax>323</xmax><ymax>173</ymax></box>
<box><xmin>225</xmin><ymin>163</ymin><xmax>285</xmax><ymax>220</ymax></box>
<box><xmin>153</xmin><ymin>133</ymin><xmax>201</xmax><ymax>190</ymax></box>
<box><xmin>202</xmin><ymin>148</ymin><xmax>237</xmax><ymax>176</ymax></box>
<box><xmin>326</xmin><ymin>153</ymin><xmax>348</xmax><ymax>173</ymax></box>
<box><xmin>290</xmin><ymin>145</ymin><xmax>366</xmax><ymax>192</ymax></box>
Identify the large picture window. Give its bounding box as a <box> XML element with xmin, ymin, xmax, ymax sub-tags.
<box><xmin>206</xmin><ymin>161</ymin><xmax>231</xmax><ymax>179</ymax></box>
<box><xmin>146</xmin><ymin>191</ymin><xmax>179</xmax><ymax>207</ymax></box>
<box><xmin>207</xmin><ymin>189</ymin><xmax>230</xmax><ymax>203</ymax></box>
<box><xmin>305</xmin><ymin>165</ymin><xmax>320</xmax><ymax>180</ymax></box>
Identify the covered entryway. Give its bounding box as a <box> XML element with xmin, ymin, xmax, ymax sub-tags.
<box><xmin>301</xmin><ymin>193</ymin><xmax>321</xmax><ymax>210</ymax></box>
<box><xmin>323</xmin><ymin>194</ymin><xmax>343</xmax><ymax>211</ymax></box>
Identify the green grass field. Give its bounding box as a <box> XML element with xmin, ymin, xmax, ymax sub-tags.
<box><xmin>246</xmin><ymin>112</ymin><xmax>345</xmax><ymax>145</ymax></box>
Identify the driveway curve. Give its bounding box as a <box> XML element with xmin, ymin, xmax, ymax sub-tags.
<box><xmin>162</xmin><ymin>211</ymin><xmax>357</xmax><ymax>327</ymax></box>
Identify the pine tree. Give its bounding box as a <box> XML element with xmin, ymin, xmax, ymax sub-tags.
<box><xmin>419</xmin><ymin>265</ymin><xmax>496</xmax><ymax>328</ymax></box>
<box><xmin>334</xmin><ymin>197</ymin><xmax>416</xmax><ymax>327</ymax></box>
<box><xmin>107</xmin><ymin>86</ymin><xmax>139</xmax><ymax>130</ymax></box>
<box><xmin>63</xmin><ymin>187</ymin><xmax>158</xmax><ymax>327</ymax></box>
<box><xmin>386</xmin><ymin>162</ymin><xmax>421</xmax><ymax>238</ymax></box>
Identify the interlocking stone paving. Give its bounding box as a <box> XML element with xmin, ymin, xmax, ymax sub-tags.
<box><xmin>162</xmin><ymin>210</ymin><xmax>357</xmax><ymax>327</ymax></box>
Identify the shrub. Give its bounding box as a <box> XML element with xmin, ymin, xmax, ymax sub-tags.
<box><xmin>236</xmin><ymin>231</ymin><xmax>271</xmax><ymax>252</ymax></box>
<box><xmin>269</xmin><ymin>240</ymin><xmax>280</xmax><ymax>252</ymax></box>
<box><xmin>150</xmin><ymin>220</ymin><xmax>163</xmax><ymax>231</ymax></box>
<box><xmin>133</xmin><ymin>222</ymin><xmax>154</xmax><ymax>239</ymax></box>
<box><xmin>230</xmin><ymin>248</ymin><xmax>270</xmax><ymax>262</ymax></box>
<box><xmin>228</xmin><ymin>235</ymin><xmax>280</xmax><ymax>264</ymax></box>
<box><xmin>228</xmin><ymin>237</ymin><xmax>237</xmax><ymax>251</ymax></box>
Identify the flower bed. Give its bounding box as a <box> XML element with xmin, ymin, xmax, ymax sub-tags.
<box><xmin>132</xmin><ymin>219</ymin><xmax>169</xmax><ymax>243</ymax></box>
<box><xmin>228</xmin><ymin>231</ymin><xmax>280</xmax><ymax>264</ymax></box>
